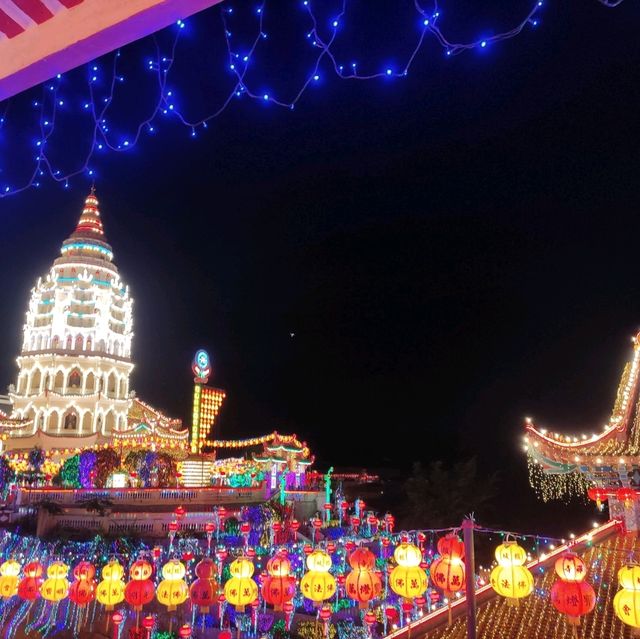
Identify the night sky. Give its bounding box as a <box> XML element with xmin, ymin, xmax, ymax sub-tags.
<box><xmin>1</xmin><ymin>0</ymin><xmax>640</xmax><ymax>532</ymax></box>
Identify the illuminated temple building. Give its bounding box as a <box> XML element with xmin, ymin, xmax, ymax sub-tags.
<box><xmin>525</xmin><ymin>331</ymin><xmax>640</xmax><ymax>531</ymax></box>
<box><xmin>0</xmin><ymin>190</ymin><xmax>189</xmax><ymax>452</ymax></box>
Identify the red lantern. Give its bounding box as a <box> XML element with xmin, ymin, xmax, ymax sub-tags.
<box><xmin>326</xmin><ymin>542</ymin><xmax>336</xmax><ymax>554</ymax></box>
<box><xmin>587</xmin><ymin>487</ymin><xmax>608</xmax><ymax>509</ymax></box>
<box><xmin>345</xmin><ymin>541</ymin><xmax>356</xmax><ymax>553</ymax></box>
<box><xmin>73</xmin><ymin>562</ymin><xmax>96</xmax><ymax>581</ymax></box>
<box><xmin>319</xmin><ymin>605</ymin><xmax>332</xmax><ymax>621</ymax></box>
<box><xmin>349</xmin><ymin>548</ymin><xmax>376</xmax><ymax>571</ymax></box>
<box><xmin>112</xmin><ymin>611</ymin><xmax>124</xmax><ymax>625</ymax></box>
<box><xmin>240</xmin><ymin>522</ymin><xmax>251</xmax><ymax>535</ymax></box>
<box><xmin>169</xmin><ymin>521</ymin><xmax>179</xmax><ymax>533</ymax></box>
<box><xmin>125</xmin><ymin>560</ymin><xmax>154</xmax><ymax>611</ymax></box>
<box><xmin>437</xmin><ymin>534</ymin><xmax>464</xmax><ymax>561</ymax></box>
<box><xmin>205</xmin><ymin>522</ymin><xmax>216</xmax><ymax>534</ymax></box>
<box><xmin>351</xmin><ymin>516</ymin><xmax>361</xmax><ymax>530</ymax></box>
<box><xmin>189</xmin><ymin>575</ymin><xmax>218</xmax><ymax>614</ymax></box>
<box><xmin>216</xmin><ymin>548</ymin><xmax>228</xmax><ymax>563</ymax></box>
<box><xmin>290</xmin><ymin>519</ymin><xmax>300</xmax><ymax>533</ymax></box>
<box><xmin>312</xmin><ymin>518</ymin><xmax>323</xmax><ymax>529</ymax></box>
<box><xmin>142</xmin><ymin>616</ymin><xmax>154</xmax><ymax>630</ymax></box>
<box><xmin>182</xmin><ymin>552</ymin><xmax>194</xmax><ymax>562</ymax></box>
<box><xmin>174</xmin><ymin>506</ymin><xmax>186</xmax><ymax>519</ymax></box>
<box><xmin>303</xmin><ymin>544</ymin><xmax>313</xmax><ymax>556</ymax></box>
<box><xmin>617</xmin><ymin>487</ymin><xmax>636</xmax><ymax>507</ymax></box>
<box><xmin>125</xmin><ymin>580</ymin><xmax>155</xmax><ymax>611</ymax></box>
<box><xmin>273</xmin><ymin>521</ymin><xmax>283</xmax><ymax>534</ymax></box>
<box><xmin>178</xmin><ymin>624</ymin><xmax>192</xmax><ymax>639</ymax></box>
<box><xmin>262</xmin><ymin>576</ymin><xmax>296</xmax><ymax>611</ymax></box>
<box><xmin>364</xmin><ymin>611</ymin><xmax>376</xmax><ymax>627</ymax></box>
<box><xmin>18</xmin><ymin>562</ymin><xmax>43</xmax><ymax>601</ymax></box>
<box><xmin>218</xmin><ymin>506</ymin><xmax>227</xmax><ymax>520</ymax></box>
<box><xmin>551</xmin><ymin>581</ymin><xmax>595</xmax><ymax>625</ymax></box>
<box><xmin>69</xmin><ymin>579</ymin><xmax>95</xmax><ymax>606</ymax></box>
<box><xmin>385</xmin><ymin>607</ymin><xmax>398</xmax><ymax>621</ymax></box>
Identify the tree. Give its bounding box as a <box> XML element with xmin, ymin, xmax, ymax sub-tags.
<box><xmin>400</xmin><ymin>458</ymin><xmax>498</xmax><ymax>529</ymax></box>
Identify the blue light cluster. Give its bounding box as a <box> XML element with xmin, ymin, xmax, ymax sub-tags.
<box><xmin>0</xmin><ymin>0</ymin><xmax>626</xmax><ymax>198</ymax></box>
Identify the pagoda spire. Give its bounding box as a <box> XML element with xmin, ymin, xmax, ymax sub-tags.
<box><xmin>58</xmin><ymin>188</ymin><xmax>114</xmax><ymax>262</ymax></box>
<box><xmin>72</xmin><ymin>187</ymin><xmax>105</xmax><ymax>238</ymax></box>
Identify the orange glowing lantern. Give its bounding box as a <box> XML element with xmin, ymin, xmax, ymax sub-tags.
<box><xmin>346</xmin><ymin>547</ymin><xmax>382</xmax><ymax>609</ymax></box>
<box><xmin>436</xmin><ymin>535</ymin><xmax>464</xmax><ymax>561</ymax></box>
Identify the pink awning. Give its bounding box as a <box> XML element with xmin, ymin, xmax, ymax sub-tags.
<box><xmin>0</xmin><ymin>0</ymin><xmax>223</xmax><ymax>101</ymax></box>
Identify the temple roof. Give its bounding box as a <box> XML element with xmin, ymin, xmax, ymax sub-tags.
<box><xmin>525</xmin><ymin>331</ymin><xmax>640</xmax><ymax>469</ymax></box>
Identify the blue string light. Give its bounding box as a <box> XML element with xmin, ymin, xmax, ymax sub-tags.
<box><xmin>0</xmin><ymin>0</ymin><xmax>626</xmax><ymax>198</ymax></box>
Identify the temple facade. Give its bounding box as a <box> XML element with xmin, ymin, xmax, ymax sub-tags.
<box><xmin>525</xmin><ymin>331</ymin><xmax>640</xmax><ymax>531</ymax></box>
<box><xmin>0</xmin><ymin>190</ymin><xmax>187</xmax><ymax>452</ymax></box>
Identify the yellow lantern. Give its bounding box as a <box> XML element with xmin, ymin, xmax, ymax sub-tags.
<box><xmin>96</xmin><ymin>560</ymin><xmax>125</xmax><ymax>610</ymax></box>
<box><xmin>490</xmin><ymin>541</ymin><xmax>533</xmax><ymax>605</ymax></box>
<box><xmin>157</xmin><ymin>560</ymin><xmax>189</xmax><ymax>612</ymax></box>
<box><xmin>0</xmin><ymin>559</ymin><xmax>20</xmax><ymax>599</ymax></box>
<box><xmin>41</xmin><ymin>561</ymin><xmax>70</xmax><ymax>602</ymax></box>
<box><xmin>394</xmin><ymin>543</ymin><xmax>422</xmax><ymax>567</ymax></box>
<box><xmin>306</xmin><ymin>550</ymin><xmax>333</xmax><ymax>572</ymax></box>
<box><xmin>300</xmin><ymin>549</ymin><xmax>336</xmax><ymax>604</ymax></box>
<box><xmin>389</xmin><ymin>542</ymin><xmax>426</xmax><ymax>601</ymax></box>
<box><xmin>224</xmin><ymin>557</ymin><xmax>258</xmax><ymax>612</ymax></box>
<box><xmin>614</xmin><ymin>564</ymin><xmax>640</xmax><ymax>632</ymax></box>
<box><xmin>390</xmin><ymin>566</ymin><xmax>427</xmax><ymax>600</ymax></box>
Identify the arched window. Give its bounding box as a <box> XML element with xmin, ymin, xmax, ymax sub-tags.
<box><xmin>68</xmin><ymin>369</ymin><xmax>82</xmax><ymax>390</ymax></box>
<box><xmin>82</xmin><ymin>412</ymin><xmax>93</xmax><ymax>433</ymax></box>
<box><xmin>48</xmin><ymin>411</ymin><xmax>60</xmax><ymax>432</ymax></box>
<box><xmin>75</xmin><ymin>335</ymin><xmax>83</xmax><ymax>351</ymax></box>
<box><xmin>107</xmin><ymin>373</ymin><xmax>117</xmax><ymax>398</ymax></box>
<box><xmin>97</xmin><ymin>339</ymin><xmax>105</xmax><ymax>352</ymax></box>
<box><xmin>114</xmin><ymin>342</ymin><xmax>121</xmax><ymax>356</ymax></box>
<box><xmin>52</xmin><ymin>335</ymin><xmax>60</xmax><ymax>349</ymax></box>
<box><xmin>63</xmin><ymin>410</ymin><xmax>78</xmax><ymax>430</ymax></box>
<box><xmin>104</xmin><ymin>411</ymin><xmax>116</xmax><ymax>434</ymax></box>
<box><xmin>65</xmin><ymin>335</ymin><xmax>72</xmax><ymax>350</ymax></box>
<box><xmin>36</xmin><ymin>335</ymin><xmax>43</xmax><ymax>350</ymax></box>
<box><xmin>53</xmin><ymin>371</ymin><xmax>64</xmax><ymax>393</ymax></box>
<box><xmin>119</xmin><ymin>377</ymin><xmax>127</xmax><ymax>398</ymax></box>
<box><xmin>85</xmin><ymin>372</ymin><xmax>96</xmax><ymax>394</ymax></box>
<box><xmin>30</xmin><ymin>369</ymin><xmax>42</xmax><ymax>395</ymax></box>
<box><xmin>86</xmin><ymin>336</ymin><xmax>93</xmax><ymax>351</ymax></box>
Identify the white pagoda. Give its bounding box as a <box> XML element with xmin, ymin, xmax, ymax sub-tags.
<box><xmin>1</xmin><ymin>189</ymin><xmax>188</xmax><ymax>452</ymax></box>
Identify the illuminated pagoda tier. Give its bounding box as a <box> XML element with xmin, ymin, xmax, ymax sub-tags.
<box><xmin>0</xmin><ymin>190</ymin><xmax>186</xmax><ymax>452</ymax></box>
<box><xmin>525</xmin><ymin>330</ymin><xmax>640</xmax><ymax>531</ymax></box>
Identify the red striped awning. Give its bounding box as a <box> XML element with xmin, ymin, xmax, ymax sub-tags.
<box><xmin>0</xmin><ymin>0</ymin><xmax>223</xmax><ymax>101</ymax></box>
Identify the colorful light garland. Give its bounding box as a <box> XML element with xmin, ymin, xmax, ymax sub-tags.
<box><xmin>0</xmin><ymin>0</ymin><xmax>627</xmax><ymax>198</ymax></box>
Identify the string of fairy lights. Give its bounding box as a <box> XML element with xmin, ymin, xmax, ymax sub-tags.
<box><xmin>0</xmin><ymin>0</ymin><xmax>627</xmax><ymax>198</ymax></box>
